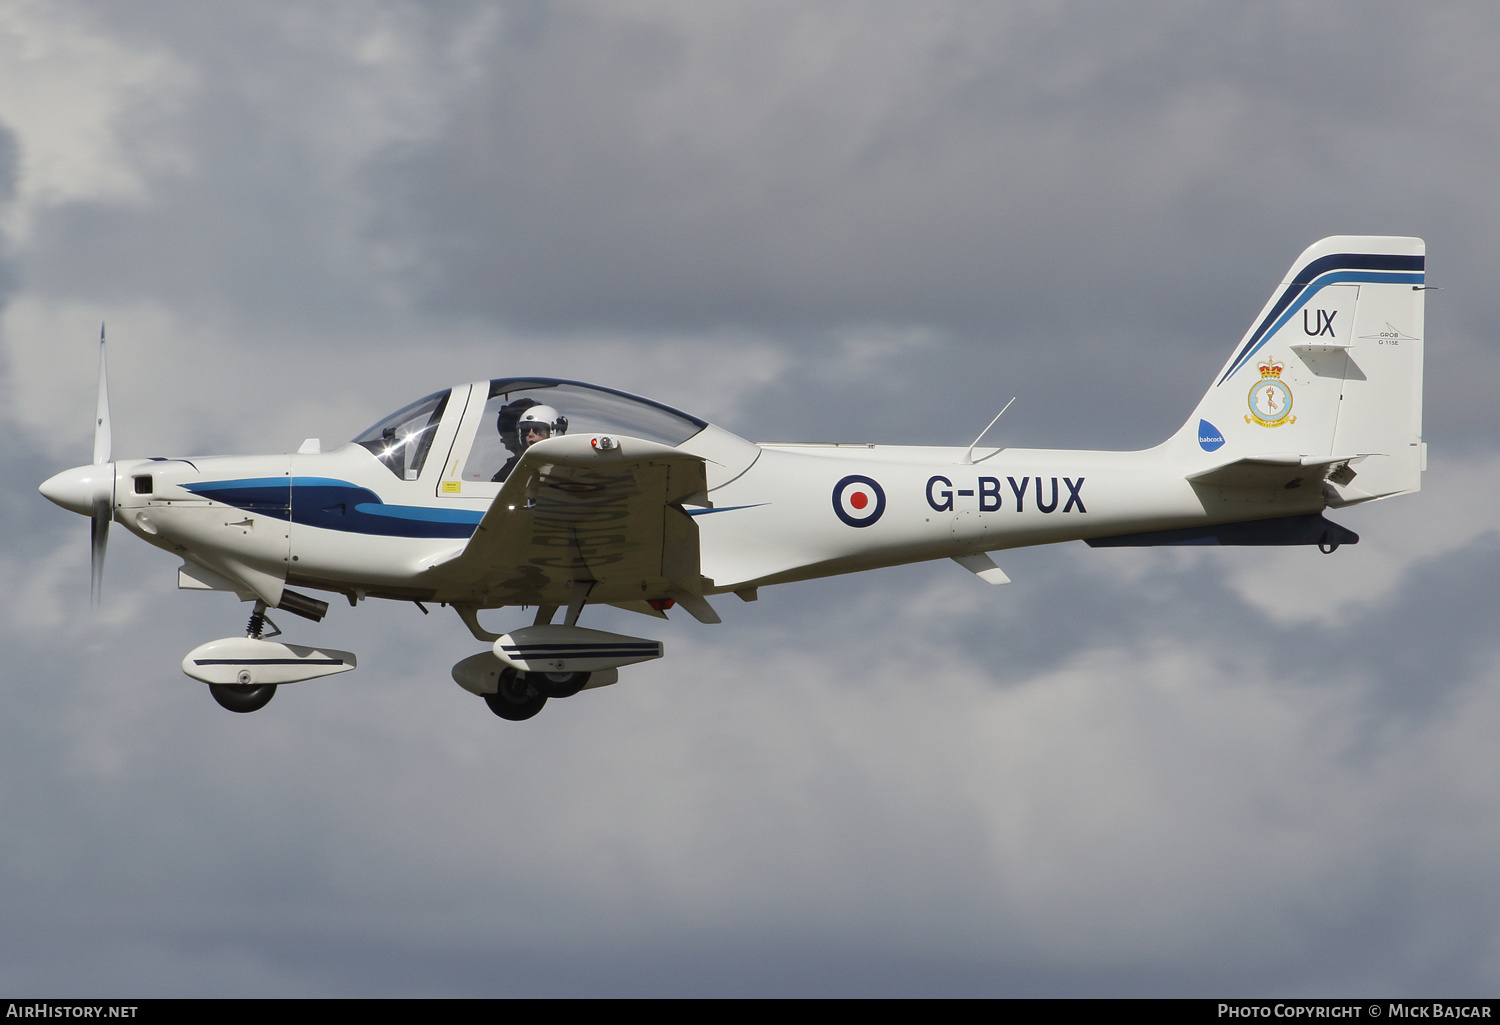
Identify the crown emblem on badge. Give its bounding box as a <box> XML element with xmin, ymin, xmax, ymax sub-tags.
<box><xmin>1257</xmin><ymin>358</ymin><xmax>1284</xmax><ymax>379</ymax></box>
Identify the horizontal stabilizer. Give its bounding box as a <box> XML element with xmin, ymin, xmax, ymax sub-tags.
<box><xmin>1187</xmin><ymin>453</ymin><xmax>1362</xmax><ymax>490</ymax></box>
<box><xmin>1086</xmin><ymin>513</ymin><xmax>1358</xmax><ymax>548</ymax></box>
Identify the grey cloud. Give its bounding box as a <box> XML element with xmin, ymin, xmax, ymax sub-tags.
<box><xmin>372</xmin><ymin>3</ymin><xmax>1494</xmax><ymax>334</ymax></box>
<box><xmin>343</xmin><ymin>2</ymin><xmax>1500</xmax><ymax>451</ymax></box>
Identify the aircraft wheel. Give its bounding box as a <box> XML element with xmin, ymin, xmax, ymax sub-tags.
<box><xmin>484</xmin><ymin>668</ymin><xmax>548</xmax><ymax>721</ymax></box>
<box><xmin>532</xmin><ymin>671</ymin><xmax>590</xmax><ymax>698</ymax></box>
<box><xmin>209</xmin><ymin>682</ymin><xmax>277</xmax><ymax>713</ymax></box>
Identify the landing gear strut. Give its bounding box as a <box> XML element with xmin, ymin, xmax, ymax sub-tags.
<box><xmin>199</xmin><ymin>602</ymin><xmax>281</xmax><ymax>712</ymax></box>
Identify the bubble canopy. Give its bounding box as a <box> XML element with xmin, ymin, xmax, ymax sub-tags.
<box><xmin>460</xmin><ymin>379</ymin><xmax>709</xmax><ymax>484</ymax></box>
<box><xmin>353</xmin><ymin>378</ymin><xmax>711</xmax><ymax>481</ymax></box>
<box><xmin>482</xmin><ymin>378</ymin><xmax>707</xmax><ymax>445</ymax></box>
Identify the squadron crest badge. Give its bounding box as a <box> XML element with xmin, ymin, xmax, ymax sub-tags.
<box><xmin>1246</xmin><ymin>357</ymin><xmax>1296</xmax><ymax>428</ymax></box>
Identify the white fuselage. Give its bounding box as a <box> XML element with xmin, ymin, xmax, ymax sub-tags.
<box><xmin>104</xmin><ymin>423</ymin><xmax>1320</xmax><ymax>609</ymax></box>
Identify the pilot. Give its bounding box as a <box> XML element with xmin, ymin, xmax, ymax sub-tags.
<box><xmin>492</xmin><ymin>400</ymin><xmax>568</xmax><ymax>482</ymax></box>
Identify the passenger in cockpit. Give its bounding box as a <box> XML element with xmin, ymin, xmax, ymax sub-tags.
<box><xmin>492</xmin><ymin>399</ymin><xmax>568</xmax><ymax>482</ymax></box>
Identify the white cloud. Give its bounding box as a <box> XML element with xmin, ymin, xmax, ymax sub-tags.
<box><xmin>0</xmin><ymin>0</ymin><xmax>193</xmax><ymax>238</ymax></box>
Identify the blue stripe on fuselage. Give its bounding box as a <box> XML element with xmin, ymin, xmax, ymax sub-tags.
<box><xmin>181</xmin><ymin>477</ymin><xmax>483</xmax><ymax>538</ymax></box>
<box><xmin>685</xmin><ymin>503</ymin><xmax>767</xmax><ymax>516</ymax></box>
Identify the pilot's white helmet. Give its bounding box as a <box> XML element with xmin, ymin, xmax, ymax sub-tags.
<box><xmin>516</xmin><ymin>404</ymin><xmax>566</xmax><ymax>441</ymax></box>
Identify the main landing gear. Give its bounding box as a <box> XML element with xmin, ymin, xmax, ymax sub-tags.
<box><xmin>481</xmin><ymin>667</ymin><xmax>595</xmax><ymax>721</ymax></box>
<box><xmin>483</xmin><ymin>668</ymin><xmax>551</xmax><ymax>721</ymax></box>
<box><xmin>454</xmin><ymin>601</ymin><xmax>684</xmax><ymax>722</ymax></box>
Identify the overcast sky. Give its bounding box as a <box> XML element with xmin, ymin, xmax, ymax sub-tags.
<box><xmin>4</xmin><ymin>1</ymin><xmax>1500</xmax><ymax>996</ymax></box>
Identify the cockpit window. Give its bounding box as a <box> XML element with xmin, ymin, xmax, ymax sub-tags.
<box><xmin>464</xmin><ymin>378</ymin><xmax>707</xmax><ymax>482</ymax></box>
<box><xmin>353</xmin><ymin>389</ymin><xmax>451</xmax><ymax>480</ymax></box>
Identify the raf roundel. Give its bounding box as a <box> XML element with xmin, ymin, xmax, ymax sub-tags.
<box><xmin>832</xmin><ymin>475</ymin><xmax>886</xmax><ymax>527</ymax></box>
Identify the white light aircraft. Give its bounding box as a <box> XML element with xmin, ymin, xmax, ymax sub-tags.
<box><xmin>40</xmin><ymin>236</ymin><xmax>1427</xmax><ymax>719</ymax></box>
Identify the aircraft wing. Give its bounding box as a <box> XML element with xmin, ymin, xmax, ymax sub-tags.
<box><xmin>427</xmin><ymin>434</ymin><xmax>710</xmax><ymax>608</ymax></box>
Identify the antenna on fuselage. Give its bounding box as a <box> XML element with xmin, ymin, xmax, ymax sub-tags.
<box><xmin>963</xmin><ymin>396</ymin><xmax>1015</xmax><ymax>465</ymax></box>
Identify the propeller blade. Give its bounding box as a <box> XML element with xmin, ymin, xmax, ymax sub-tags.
<box><xmin>91</xmin><ymin>323</ymin><xmax>112</xmax><ymax>604</ymax></box>
<box><xmin>93</xmin><ymin>323</ymin><xmax>111</xmax><ymax>466</ymax></box>
<box><xmin>91</xmin><ymin>497</ymin><xmax>110</xmax><ymax>606</ymax></box>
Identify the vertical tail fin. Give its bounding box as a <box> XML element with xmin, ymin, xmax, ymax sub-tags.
<box><xmin>1168</xmin><ymin>236</ymin><xmax>1426</xmax><ymax>501</ymax></box>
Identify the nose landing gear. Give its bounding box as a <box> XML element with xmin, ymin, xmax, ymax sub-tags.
<box><xmin>182</xmin><ymin>600</ymin><xmax>357</xmax><ymax>713</ymax></box>
<box><xmin>210</xmin><ymin>681</ymin><xmax>277</xmax><ymax>713</ymax></box>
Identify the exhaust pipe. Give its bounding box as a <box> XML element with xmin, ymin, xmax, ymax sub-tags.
<box><xmin>276</xmin><ymin>588</ymin><xmax>329</xmax><ymax>622</ymax></box>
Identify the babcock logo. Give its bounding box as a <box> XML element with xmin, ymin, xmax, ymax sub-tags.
<box><xmin>1198</xmin><ymin>419</ymin><xmax>1226</xmax><ymax>452</ymax></box>
<box><xmin>832</xmin><ymin>475</ymin><xmax>886</xmax><ymax>527</ymax></box>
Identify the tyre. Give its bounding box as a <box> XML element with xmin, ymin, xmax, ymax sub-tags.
<box><xmin>209</xmin><ymin>682</ymin><xmax>277</xmax><ymax>713</ymax></box>
<box><xmin>532</xmin><ymin>671</ymin><xmax>590</xmax><ymax>698</ymax></box>
<box><xmin>483</xmin><ymin>668</ymin><xmax>548</xmax><ymax>721</ymax></box>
